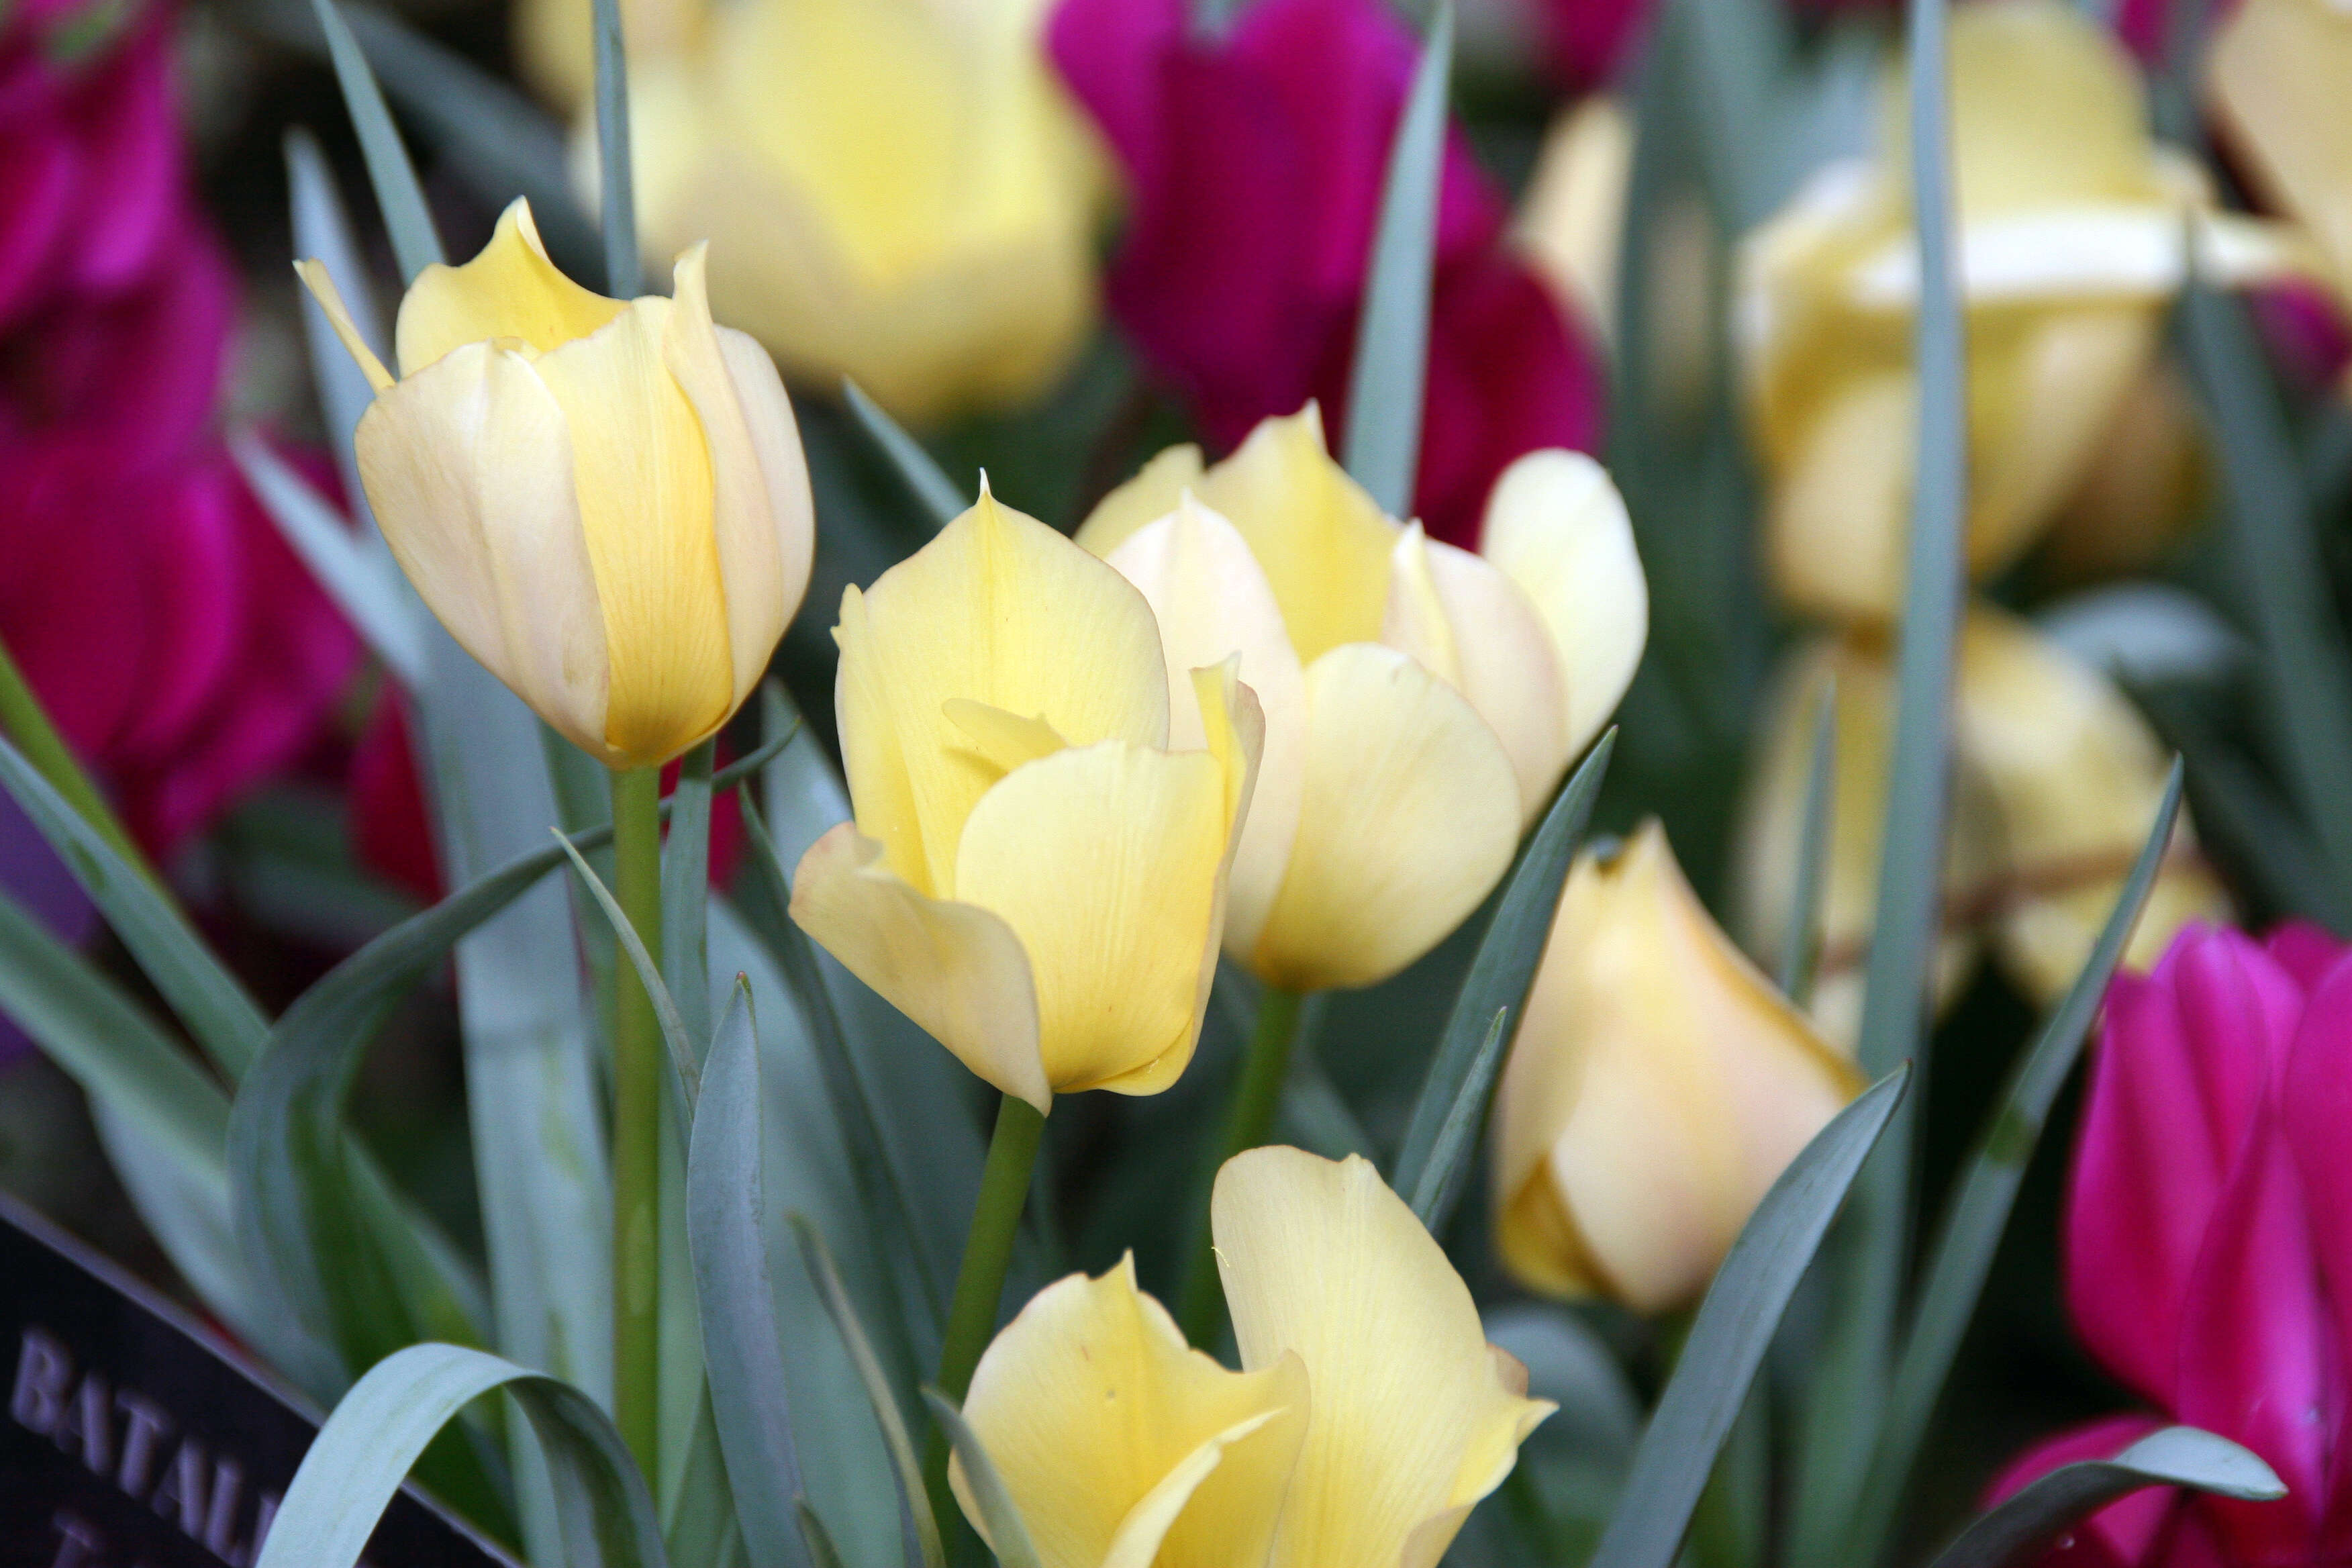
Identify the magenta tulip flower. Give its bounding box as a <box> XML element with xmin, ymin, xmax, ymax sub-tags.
<box><xmin>1991</xmin><ymin>922</ymin><xmax>2352</xmax><ymax>1566</ymax></box>
<box><xmin>1048</xmin><ymin>0</ymin><xmax>1601</xmax><ymax>546</ymax></box>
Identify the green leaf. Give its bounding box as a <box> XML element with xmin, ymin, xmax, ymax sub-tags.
<box><xmin>688</xmin><ymin>980</ymin><xmax>812</xmax><ymax>1568</ymax></box>
<box><xmin>1405</xmin><ymin>1007</ymin><xmax>1510</xmax><ymax>1231</ymax></box>
<box><xmin>797</xmin><ymin>1502</ymin><xmax>848</xmax><ymax>1568</ymax></box>
<box><xmin>920</xmin><ymin>1391</ymin><xmax>1042</xmax><ymax>1568</ymax></box>
<box><xmin>1391</xmin><ymin>731</ymin><xmax>1612</xmax><ymax>1204</ymax></box>
<box><xmin>1585</xmin><ymin>1067</ymin><xmax>1911</xmax><ymax>1568</ymax></box>
<box><xmin>1845</xmin><ymin>763</ymin><xmax>2184</xmax><ymax>1567</ymax></box>
<box><xmin>285</xmin><ymin>125</ymin><xmax>389</xmax><ymax>504</ymax></box>
<box><xmin>2180</xmin><ymin>272</ymin><xmax>2352</xmax><ymax>895</ymax></box>
<box><xmin>0</xmin><ymin>734</ymin><xmax>269</xmax><ymax>1079</ymax></box>
<box><xmin>253</xmin><ymin>1343</ymin><xmax>665</xmax><ymax>1568</ymax></box>
<box><xmin>844</xmin><ymin>379</ymin><xmax>965</xmax><ymax>530</ymax></box>
<box><xmin>234</xmin><ymin>431</ymin><xmax>426</xmax><ymax>687</ymax></box>
<box><xmin>663</xmin><ymin>740</ymin><xmax>717</xmax><ymax>1045</ymax></box>
<box><xmin>556</xmin><ymin>828</ymin><xmax>701</xmax><ymax>1122</ymax></box>
<box><xmin>304</xmin><ymin>0</ymin><xmax>442</xmax><ymax>281</ymax></box>
<box><xmin>1924</xmin><ymin>1427</ymin><xmax>2282</xmax><ymax>1568</ymax></box>
<box><xmin>1778</xmin><ymin>677</ymin><xmax>1836</xmax><ymax>1003</ymax></box>
<box><xmin>789</xmin><ymin>1213</ymin><xmax>946</xmax><ymax>1568</ymax></box>
<box><xmin>589</xmin><ymin>0</ymin><xmax>640</xmax><ymax>298</ymax></box>
<box><xmin>1340</xmin><ymin>1</ymin><xmax>1452</xmax><ymax>517</ymax></box>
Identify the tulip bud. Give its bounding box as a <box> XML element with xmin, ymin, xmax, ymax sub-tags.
<box><xmin>299</xmin><ymin>200</ymin><xmax>814</xmax><ymax>771</ymax></box>
<box><xmin>789</xmin><ymin>486</ymin><xmax>1261</xmax><ymax>1111</ymax></box>
<box><xmin>1494</xmin><ymin>821</ymin><xmax>1862</xmax><ymax>1312</ymax></box>
<box><xmin>1076</xmin><ymin>406</ymin><xmax>1647</xmax><ymax>991</ymax></box>
<box><xmin>602</xmin><ymin>0</ymin><xmax>1107</xmax><ymax>426</ymax></box>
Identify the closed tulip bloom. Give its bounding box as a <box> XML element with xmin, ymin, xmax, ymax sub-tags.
<box><xmin>1738</xmin><ymin>0</ymin><xmax>2305</xmax><ymax>623</ymax></box>
<box><xmin>610</xmin><ymin>0</ymin><xmax>1105</xmax><ymax>426</ymax></box>
<box><xmin>954</xmin><ymin>1147</ymin><xmax>1552</xmax><ymax>1568</ymax></box>
<box><xmin>298</xmin><ymin>199</ymin><xmax>814</xmax><ymax>771</ymax></box>
<box><xmin>789</xmin><ymin>487</ymin><xmax>1262</xmax><ymax>1111</ymax></box>
<box><xmin>1075</xmin><ymin>405</ymin><xmax>1646</xmax><ymax>991</ymax></box>
<box><xmin>1493</xmin><ymin>821</ymin><xmax>1861</xmax><ymax>1312</ymax></box>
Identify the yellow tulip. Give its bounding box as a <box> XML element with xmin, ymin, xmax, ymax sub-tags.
<box><xmin>1738</xmin><ymin>0</ymin><xmax>2307</xmax><ymax>624</ymax></box>
<box><xmin>788</xmin><ymin>487</ymin><xmax>1261</xmax><ymax>1112</ymax></box>
<box><xmin>1492</xmin><ymin>822</ymin><xmax>1861</xmax><ymax>1312</ymax></box>
<box><xmin>298</xmin><ymin>199</ymin><xmax>813</xmax><ymax>770</ymax></box>
<box><xmin>1075</xmin><ymin>405</ymin><xmax>1648</xmax><ymax>991</ymax></box>
<box><xmin>596</xmin><ymin>0</ymin><xmax>1104</xmax><ymax>426</ymax></box>
<box><xmin>1732</xmin><ymin>608</ymin><xmax>2228</xmax><ymax>1047</ymax></box>
<box><xmin>1517</xmin><ymin>95</ymin><xmax>1632</xmax><ymax>354</ymax></box>
<box><xmin>954</xmin><ymin>1147</ymin><xmax>1552</xmax><ymax>1568</ymax></box>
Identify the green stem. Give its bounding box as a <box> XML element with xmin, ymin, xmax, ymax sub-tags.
<box><xmin>0</xmin><ymin>634</ymin><xmax>160</xmax><ymax>889</ymax></box>
<box><xmin>925</xmin><ymin>1092</ymin><xmax>1046</xmax><ymax>1538</ymax></box>
<box><xmin>1177</xmin><ymin>986</ymin><xmax>1303</xmax><ymax>1345</ymax></box>
<box><xmin>609</xmin><ymin>765</ymin><xmax>665</xmax><ymax>1480</ymax></box>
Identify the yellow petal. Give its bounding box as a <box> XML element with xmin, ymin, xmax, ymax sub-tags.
<box><xmin>1493</xmin><ymin>824</ymin><xmax>1862</xmax><ymax>1312</ymax></box>
<box><xmin>2212</xmin><ymin>0</ymin><xmax>2352</xmax><ymax>305</ymax></box>
<box><xmin>1383</xmin><ymin>524</ymin><xmax>1569</xmax><ymax>824</ymax></box>
<box><xmin>1075</xmin><ymin>444</ymin><xmax>1208</xmax><ymax>558</ymax></box>
<box><xmin>1105</xmin><ymin>497</ymin><xmax>1306</xmax><ymax>955</ymax></box>
<box><xmin>1212</xmin><ymin>1148</ymin><xmax>1553</xmax><ymax>1568</ymax></box>
<box><xmin>532</xmin><ymin>295</ymin><xmax>734</xmax><ymax>767</ymax></box>
<box><xmin>1193</xmin><ymin>405</ymin><xmax>1400</xmax><ymax>664</ymax></box>
<box><xmin>1516</xmin><ymin>95</ymin><xmax>1631</xmax><ymax>352</ymax></box>
<box><xmin>662</xmin><ymin>244</ymin><xmax>814</xmax><ymax>707</ymax></box>
<box><xmin>957</xmin><ymin>1256</ymin><xmax>1306</xmax><ymax>1568</ymax></box>
<box><xmin>293</xmin><ymin>259</ymin><xmax>394</xmax><ymax>392</ymax></box>
<box><xmin>394</xmin><ymin>199</ymin><xmax>626</xmax><ymax>377</ymax></box>
<box><xmin>953</xmin><ymin>742</ymin><xmax>1232</xmax><ymax>1097</ymax></box>
<box><xmin>1248</xmin><ymin>646</ymin><xmax>1521</xmax><ymax>991</ymax></box>
<box><xmin>835</xmin><ymin>485</ymin><xmax>1171</xmax><ymax>896</ymax></box>
<box><xmin>354</xmin><ymin>342</ymin><xmax>609</xmax><ymax>754</ymax></box>
<box><xmin>788</xmin><ymin>822</ymin><xmax>1048</xmax><ymax>1110</ymax></box>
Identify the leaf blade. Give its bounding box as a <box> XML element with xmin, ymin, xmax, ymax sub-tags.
<box><xmin>1925</xmin><ymin>1427</ymin><xmax>2282</xmax><ymax>1568</ymax></box>
<box><xmin>921</xmin><ymin>1390</ymin><xmax>1042</xmax><ymax>1568</ymax></box>
<box><xmin>844</xmin><ymin>379</ymin><xmax>965</xmax><ymax>530</ymax></box>
<box><xmin>304</xmin><ymin>0</ymin><xmax>442</xmax><ymax>281</ymax></box>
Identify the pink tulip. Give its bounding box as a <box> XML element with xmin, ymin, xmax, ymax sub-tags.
<box><xmin>1048</xmin><ymin>0</ymin><xmax>1602</xmax><ymax>546</ymax></box>
<box><xmin>1992</xmin><ymin>923</ymin><xmax>2352</xmax><ymax>1567</ymax></box>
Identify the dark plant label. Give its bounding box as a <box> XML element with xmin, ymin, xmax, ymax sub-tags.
<box><xmin>0</xmin><ymin>1193</ymin><xmax>517</xmax><ymax>1568</ymax></box>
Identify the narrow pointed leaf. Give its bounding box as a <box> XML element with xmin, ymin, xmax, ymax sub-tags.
<box><xmin>1393</xmin><ymin>730</ymin><xmax>1612</xmax><ymax>1197</ymax></box>
<box><xmin>1925</xmin><ymin>1427</ymin><xmax>2282</xmax><ymax>1568</ymax></box>
<box><xmin>797</xmin><ymin>1502</ymin><xmax>848</xmax><ymax>1568</ymax></box>
<box><xmin>921</xmin><ymin>1390</ymin><xmax>1043</xmax><ymax>1568</ymax></box>
<box><xmin>689</xmin><ymin>979</ymin><xmax>812</xmax><ymax>1568</ymax></box>
<box><xmin>1587</xmin><ymin>1066</ymin><xmax>1912</xmax><ymax>1568</ymax></box>
<box><xmin>663</xmin><ymin>740</ymin><xmax>717</xmax><ymax>1046</ymax></box>
<box><xmin>305</xmin><ymin>0</ymin><xmax>442</xmax><ymax>280</ymax></box>
<box><xmin>556</xmin><ymin>829</ymin><xmax>701</xmax><ymax>1120</ymax></box>
<box><xmin>589</xmin><ymin>0</ymin><xmax>640</xmax><ymax>298</ymax></box>
<box><xmin>1406</xmin><ymin>1006</ymin><xmax>1510</xmax><ymax>1231</ymax></box>
<box><xmin>789</xmin><ymin>1213</ymin><xmax>945</xmax><ymax>1568</ymax></box>
<box><xmin>285</xmin><ymin>124</ymin><xmax>397</xmax><ymax>527</ymax></box>
<box><xmin>1847</xmin><ymin>763</ymin><xmax>2185</xmax><ymax>1565</ymax></box>
<box><xmin>234</xmin><ymin>432</ymin><xmax>426</xmax><ymax>686</ymax></box>
<box><xmin>844</xmin><ymin>379</ymin><xmax>964</xmax><ymax>530</ymax></box>
<box><xmin>1779</xmin><ymin>678</ymin><xmax>1836</xmax><ymax>1001</ymax></box>
<box><xmin>1342</xmin><ymin>2</ymin><xmax>1453</xmax><ymax>516</ymax></box>
<box><xmin>253</xmin><ymin>1343</ymin><xmax>664</xmax><ymax>1568</ymax></box>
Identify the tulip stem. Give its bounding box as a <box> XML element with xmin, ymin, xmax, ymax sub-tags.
<box><xmin>609</xmin><ymin>763</ymin><xmax>665</xmax><ymax>1482</ymax></box>
<box><xmin>926</xmin><ymin>1091</ymin><xmax>1047</xmax><ymax>1538</ymax></box>
<box><xmin>1177</xmin><ymin>985</ymin><xmax>1304</xmax><ymax>1346</ymax></box>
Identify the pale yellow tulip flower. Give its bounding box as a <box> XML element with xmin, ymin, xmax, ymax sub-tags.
<box><xmin>1517</xmin><ymin>95</ymin><xmax>1632</xmax><ymax>355</ymax></box>
<box><xmin>954</xmin><ymin>1147</ymin><xmax>1553</xmax><ymax>1568</ymax></box>
<box><xmin>585</xmin><ymin>0</ymin><xmax>1105</xmax><ymax>427</ymax></box>
<box><xmin>789</xmin><ymin>487</ymin><xmax>1262</xmax><ymax>1112</ymax></box>
<box><xmin>297</xmin><ymin>199</ymin><xmax>813</xmax><ymax>770</ymax></box>
<box><xmin>1732</xmin><ymin>609</ymin><xmax>2228</xmax><ymax>1048</ymax></box>
<box><xmin>1075</xmin><ymin>405</ymin><xmax>1648</xmax><ymax>991</ymax></box>
<box><xmin>1738</xmin><ymin>0</ymin><xmax>2308</xmax><ymax>624</ymax></box>
<box><xmin>1493</xmin><ymin>822</ymin><xmax>1861</xmax><ymax>1312</ymax></box>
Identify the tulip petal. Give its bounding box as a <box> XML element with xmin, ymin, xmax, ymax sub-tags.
<box><xmin>788</xmin><ymin>821</ymin><xmax>1048</xmax><ymax>1110</ymax></box>
<box><xmin>293</xmin><ymin>259</ymin><xmax>394</xmax><ymax>393</ymax></box>
<box><xmin>1249</xmin><ymin>644</ymin><xmax>1520</xmax><ymax>991</ymax></box>
<box><xmin>534</xmin><ymin>296</ymin><xmax>736</xmax><ymax>766</ymax></box>
<box><xmin>1075</xmin><ymin>443</ymin><xmax>1208</xmax><ymax>558</ymax></box>
<box><xmin>663</xmin><ymin>244</ymin><xmax>814</xmax><ymax>707</ymax></box>
<box><xmin>1106</xmin><ymin>498</ymin><xmax>1305</xmax><ymax>955</ymax></box>
<box><xmin>354</xmin><ymin>342</ymin><xmax>609</xmax><ymax>754</ymax></box>
<box><xmin>1383</xmin><ymin>523</ymin><xmax>1569</xmax><ymax>824</ymax></box>
<box><xmin>954</xmin><ymin>740</ymin><xmax>1234</xmax><ymax>1096</ymax></box>
<box><xmin>1476</xmin><ymin>450</ymin><xmax>1647</xmax><ymax>761</ymax></box>
<box><xmin>1192</xmin><ymin>405</ymin><xmax>1398</xmax><ymax>664</ymax></box>
<box><xmin>393</xmin><ymin>199</ymin><xmax>626</xmax><ymax>376</ymax></box>
<box><xmin>838</xmin><ymin>487</ymin><xmax>1171</xmax><ymax>895</ymax></box>
<box><xmin>2212</xmin><ymin>0</ymin><xmax>2352</xmax><ymax>303</ymax></box>
<box><xmin>1212</xmin><ymin>1148</ymin><xmax>1553</xmax><ymax>1568</ymax></box>
<box><xmin>958</xmin><ymin>1257</ymin><xmax>1306</xmax><ymax>1568</ymax></box>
